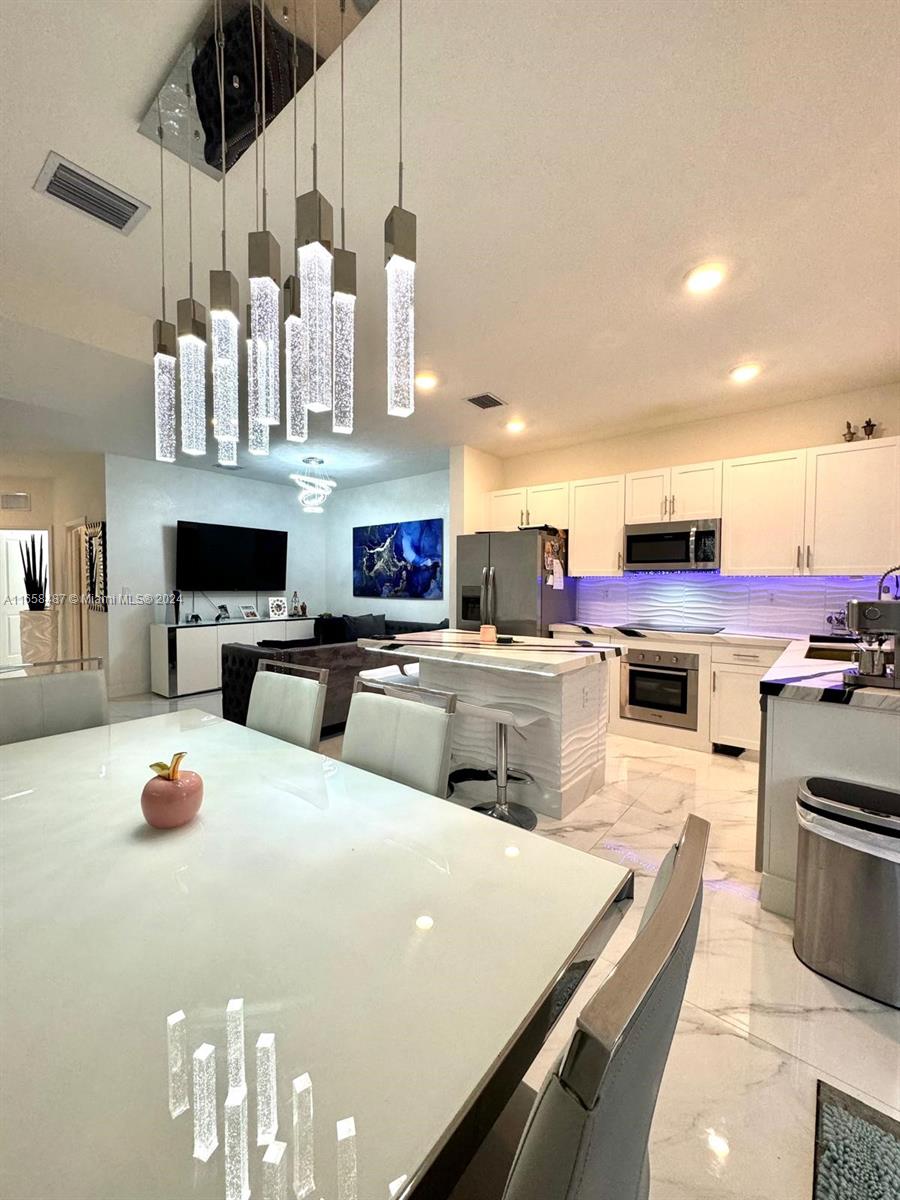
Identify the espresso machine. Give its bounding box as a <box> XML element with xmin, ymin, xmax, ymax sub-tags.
<box><xmin>844</xmin><ymin>566</ymin><xmax>900</xmax><ymax>689</ymax></box>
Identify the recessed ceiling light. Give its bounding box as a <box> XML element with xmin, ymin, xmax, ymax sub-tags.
<box><xmin>729</xmin><ymin>362</ymin><xmax>762</xmax><ymax>384</ymax></box>
<box><xmin>684</xmin><ymin>262</ymin><xmax>727</xmax><ymax>294</ymax></box>
<box><xmin>506</xmin><ymin>418</ymin><xmax>526</xmax><ymax>434</ymax></box>
<box><xmin>415</xmin><ymin>915</ymin><xmax>434</xmax><ymax>931</ymax></box>
<box><xmin>415</xmin><ymin>370</ymin><xmax>439</xmax><ymax>391</ymax></box>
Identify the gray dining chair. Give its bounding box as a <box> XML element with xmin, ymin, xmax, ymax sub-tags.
<box><xmin>450</xmin><ymin>813</ymin><xmax>710</xmax><ymax>1200</ymax></box>
<box><xmin>246</xmin><ymin>660</ymin><xmax>329</xmax><ymax>751</ymax></box>
<box><xmin>0</xmin><ymin>658</ymin><xmax>109</xmax><ymax>746</ymax></box>
<box><xmin>342</xmin><ymin>676</ymin><xmax>457</xmax><ymax>798</ymax></box>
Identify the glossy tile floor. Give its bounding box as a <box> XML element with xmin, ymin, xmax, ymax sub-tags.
<box><xmin>112</xmin><ymin>694</ymin><xmax>900</xmax><ymax>1197</ymax></box>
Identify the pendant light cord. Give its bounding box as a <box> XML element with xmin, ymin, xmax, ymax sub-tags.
<box><xmin>261</xmin><ymin>0</ymin><xmax>268</xmax><ymax>228</ymax></box>
<box><xmin>216</xmin><ymin>0</ymin><xmax>227</xmax><ymax>269</ymax></box>
<box><xmin>186</xmin><ymin>65</ymin><xmax>194</xmax><ymax>301</ymax></box>
<box><xmin>156</xmin><ymin>97</ymin><xmax>167</xmax><ymax>321</ymax></box>
<box><xmin>292</xmin><ymin>0</ymin><xmax>298</xmax><ymax>233</ymax></box>
<box><xmin>312</xmin><ymin>0</ymin><xmax>318</xmax><ymax>190</ymax></box>
<box><xmin>398</xmin><ymin>0</ymin><xmax>403</xmax><ymax>207</ymax></box>
<box><xmin>250</xmin><ymin>0</ymin><xmax>259</xmax><ymax>229</ymax></box>
<box><xmin>340</xmin><ymin>0</ymin><xmax>346</xmax><ymax>247</ymax></box>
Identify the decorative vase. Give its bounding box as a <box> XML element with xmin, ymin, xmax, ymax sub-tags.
<box><xmin>19</xmin><ymin>608</ymin><xmax>58</xmax><ymax>676</ymax></box>
<box><xmin>141</xmin><ymin>752</ymin><xmax>203</xmax><ymax>830</ymax></box>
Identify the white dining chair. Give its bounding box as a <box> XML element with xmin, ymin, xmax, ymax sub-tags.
<box><xmin>246</xmin><ymin>660</ymin><xmax>329</xmax><ymax>751</ymax></box>
<box><xmin>0</xmin><ymin>658</ymin><xmax>109</xmax><ymax>746</ymax></box>
<box><xmin>342</xmin><ymin>676</ymin><xmax>456</xmax><ymax>798</ymax></box>
<box><xmin>450</xmin><ymin>814</ymin><xmax>710</xmax><ymax>1200</ymax></box>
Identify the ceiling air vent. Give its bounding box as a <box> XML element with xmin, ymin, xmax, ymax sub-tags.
<box><xmin>33</xmin><ymin>152</ymin><xmax>149</xmax><ymax>235</ymax></box>
<box><xmin>1</xmin><ymin>492</ymin><xmax>32</xmax><ymax>511</ymax></box>
<box><xmin>465</xmin><ymin>393</ymin><xmax>505</xmax><ymax>410</ymax></box>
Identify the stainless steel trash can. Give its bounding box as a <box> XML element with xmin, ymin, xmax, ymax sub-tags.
<box><xmin>794</xmin><ymin>777</ymin><xmax>900</xmax><ymax>1008</ymax></box>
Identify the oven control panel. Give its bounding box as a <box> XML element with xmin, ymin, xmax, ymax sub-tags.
<box><xmin>623</xmin><ymin>649</ymin><xmax>699</xmax><ymax>670</ymax></box>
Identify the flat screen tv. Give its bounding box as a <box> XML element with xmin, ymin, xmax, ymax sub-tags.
<box><xmin>175</xmin><ymin>520</ymin><xmax>288</xmax><ymax>592</ymax></box>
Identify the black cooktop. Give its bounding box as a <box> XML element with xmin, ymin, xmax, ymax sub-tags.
<box><xmin>614</xmin><ymin>623</ymin><xmax>725</xmax><ymax>636</ymax></box>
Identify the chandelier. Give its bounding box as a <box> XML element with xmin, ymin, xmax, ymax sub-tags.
<box><xmin>290</xmin><ymin>457</ymin><xmax>336</xmax><ymax>513</ymax></box>
<box><xmin>150</xmin><ymin>0</ymin><xmax>416</xmax><ymax>494</ymax></box>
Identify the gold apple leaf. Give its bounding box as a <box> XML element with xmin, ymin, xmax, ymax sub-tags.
<box><xmin>149</xmin><ymin>761</ymin><xmax>172</xmax><ymax>777</ymax></box>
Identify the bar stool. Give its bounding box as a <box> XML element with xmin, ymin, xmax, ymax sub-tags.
<box><xmin>455</xmin><ymin>700</ymin><xmax>546</xmax><ymax>831</ymax></box>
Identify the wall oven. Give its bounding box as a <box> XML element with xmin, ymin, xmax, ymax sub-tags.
<box><xmin>620</xmin><ymin>649</ymin><xmax>700</xmax><ymax>731</ymax></box>
<box><xmin>623</xmin><ymin>518</ymin><xmax>721</xmax><ymax>572</ymax></box>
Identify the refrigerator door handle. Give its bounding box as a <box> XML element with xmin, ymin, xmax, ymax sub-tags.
<box><xmin>487</xmin><ymin>565</ymin><xmax>496</xmax><ymax>626</ymax></box>
<box><xmin>480</xmin><ymin>567</ymin><xmax>489</xmax><ymax>624</ymax></box>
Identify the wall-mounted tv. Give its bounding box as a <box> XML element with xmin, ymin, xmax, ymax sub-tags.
<box><xmin>175</xmin><ymin>520</ymin><xmax>288</xmax><ymax>592</ymax></box>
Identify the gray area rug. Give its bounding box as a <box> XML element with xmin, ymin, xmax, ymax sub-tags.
<box><xmin>814</xmin><ymin>1080</ymin><xmax>900</xmax><ymax>1199</ymax></box>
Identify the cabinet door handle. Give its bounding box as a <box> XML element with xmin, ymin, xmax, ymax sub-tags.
<box><xmin>712</xmin><ymin>670</ymin><xmax>717</xmax><ymax>693</ymax></box>
<box><xmin>806</xmin><ymin>545</ymin><xmax>812</xmax><ymax>569</ymax></box>
<box><xmin>617</xmin><ymin>550</ymin><xmax>623</xmax><ymax>571</ymax></box>
<box><xmin>796</xmin><ymin>545</ymin><xmax>801</xmax><ymax>569</ymax></box>
<box><xmin>670</xmin><ymin>493</ymin><xmax>676</xmax><ymax>516</ymax></box>
<box><xmin>733</xmin><ymin>652</ymin><xmax>759</xmax><ymax>660</ymax></box>
<box><xmin>526</xmin><ymin>509</ymin><xmax>531</xmax><ymax>525</ymax></box>
<box><xmin>520</xmin><ymin>509</ymin><xmax>524</xmax><ymax>526</ymax></box>
<box><xmin>663</xmin><ymin>494</ymin><xmax>668</xmax><ymax>517</ymax></box>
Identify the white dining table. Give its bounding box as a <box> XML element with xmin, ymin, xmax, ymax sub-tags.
<box><xmin>0</xmin><ymin>710</ymin><xmax>631</xmax><ymax>1200</ymax></box>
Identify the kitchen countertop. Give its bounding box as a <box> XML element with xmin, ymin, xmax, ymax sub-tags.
<box><xmin>359</xmin><ymin>629</ymin><xmax>621</xmax><ymax>676</ymax></box>
<box><xmin>760</xmin><ymin>640</ymin><xmax>900</xmax><ymax>712</ymax></box>
<box><xmin>551</xmin><ymin>622</ymin><xmax>792</xmax><ymax>648</ymax></box>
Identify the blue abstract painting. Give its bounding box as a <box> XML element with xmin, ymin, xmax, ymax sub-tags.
<box><xmin>353</xmin><ymin>519</ymin><xmax>444</xmax><ymax>600</ymax></box>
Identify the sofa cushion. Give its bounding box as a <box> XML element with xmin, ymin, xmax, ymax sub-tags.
<box><xmin>343</xmin><ymin>613</ymin><xmax>386</xmax><ymax>639</ymax></box>
<box><xmin>258</xmin><ymin>638</ymin><xmax>317</xmax><ymax>649</ymax></box>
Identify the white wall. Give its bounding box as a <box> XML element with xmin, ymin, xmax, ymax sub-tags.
<box><xmin>500</xmin><ymin>382</ymin><xmax>900</xmax><ymax>486</ymax></box>
<box><xmin>105</xmin><ymin>455</ymin><xmax>328</xmax><ymax>698</ymax></box>
<box><xmin>323</xmin><ymin>469</ymin><xmax>450</xmax><ymax>624</ymax></box>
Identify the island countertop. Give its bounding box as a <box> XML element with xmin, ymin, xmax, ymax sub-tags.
<box><xmin>358</xmin><ymin>629</ymin><xmax>621</xmax><ymax>676</ymax></box>
<box><xmin>760</xmin><ymin>639</ymin><xmax>900</xmax><ymax>712</ymax></box>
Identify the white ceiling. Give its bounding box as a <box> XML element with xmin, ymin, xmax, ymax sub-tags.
<box><xmin>1</xmin><ymin>0</ymin><xmax>898</xmax><ymax>487</ymax></box>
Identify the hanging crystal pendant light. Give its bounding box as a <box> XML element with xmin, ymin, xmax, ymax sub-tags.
<box><xmin>247</xmin><ymin>0</ymin><xmax>280</xmax><ymax>427</ymax></box>
<box><xmin>283</xmin><ymin>0</ymin><xmax>307</xmax><ymax>443</ymax></box>
<box><xmin>209</xmin><ymin>0</ymin><xmax>240</xmax><ymax>465</ymax></box>
<box><xmin>385</xmin><ymin>0</ymin><xmax>415</xmax><ymax>418</ymax></box>
<box><xmin>297</xmin><ymin>0</ymin><xmax>333</xmax><ymax>415</ymax></box>
<box><xmin>332</xmin><ymin>0</ymin><xmax>355</xmax><ymax>435</ymax></box>
<box><xmin>177</xmin><ymin>71</ymin><xmax>207</xmax><ymax>457</ymax></box>
<box><xmin>290</xmin><ymin>456</ymin><xmax>336</xmax><ymax>514</ymax></box>
<box><xmin>152</xmin><ymin>104</ymin><xmax>176</xmax><ymax>463</ymax></box>
<box><xmin>246</xmin><ymin>302</ymin><xmax>269</xmax><ymax>456</ymax></box>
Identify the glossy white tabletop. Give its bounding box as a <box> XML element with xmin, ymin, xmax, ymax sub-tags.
<box><xmin>359</xmin><ymin>628</ymin><xmax>620</xmax><ymax>675</ymax></box>
<box><xmin>0</xmin><ymin>711</ymin><xmax>629</xmax><ymax>1200</ymax></box>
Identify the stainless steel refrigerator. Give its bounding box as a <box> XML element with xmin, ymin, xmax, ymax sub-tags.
<box><xmin>456</xmin><ymin>530</ymin><xmax>576</xmax><ymax>636</ymax></box>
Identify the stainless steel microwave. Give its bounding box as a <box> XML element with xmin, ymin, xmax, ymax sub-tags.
<box><xmin>623</xmin><ymin>518</ymin><xmax>721</xmax><ymax>572</ymax></box>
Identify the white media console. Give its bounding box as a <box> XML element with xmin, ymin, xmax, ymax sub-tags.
<box><xmin>150</xmin><ymin>617</ymin><xmax>316</xmax><ymax>698</ymax></box>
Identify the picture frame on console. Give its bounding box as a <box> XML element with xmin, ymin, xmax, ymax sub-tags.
<box><xmin>239</xmin><ymin>604</ymin><xmax>259</xmax><ymax>620</ymax></box>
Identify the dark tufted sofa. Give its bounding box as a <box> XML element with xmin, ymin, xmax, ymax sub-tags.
<box><xmin>221</xmin><ymin>615</ymin><xmax>448</xmax><ymax>734</ymax></box>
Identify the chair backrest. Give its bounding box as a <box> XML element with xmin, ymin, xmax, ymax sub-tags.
<box><xmin>341</xmin><ymin>679</ymin><xmax>456</xmax><ymax>798</ymax></box>
<box><xmin>246</xmin><ymin>660</ymin><xmax>329</xmax><ymax>751</ymax></box>
<box><xmin>502</xmin><ymin>814</ymin><xmax>710</xmax><ymax>1200</ymax></box>
<box><xmin>0</xmin><ymin>663</ymin><xmax>109</xmax><ymax>746</ymax></box>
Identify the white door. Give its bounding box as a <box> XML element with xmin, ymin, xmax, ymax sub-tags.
<box><xmin>488</xmin><ymin>488</ymin><xmax>527</xmax><ymax>531</ymax></box>
<box><xmin>625</xmin><ymin>468</ymin><xmax>671</xmax><ymax>524</ymax></box>
<box><xmin>721</xmin><ymin>451</ymin><xmax>806</xmax><ymax>575</ymax></box>
<box><xmin>0</xmin><ymin>530</ymin><xmax>48</xmax><ymax>669</ymax></box>
<box><xmin>669</xmin><ymin>460</ymin><xmax>722</xmax><ymax>521</ymax></box>
<box><xmin>804</xmin><ymin>437</ymin><xmax>900</xmax><ymax>575</ymax></box>
<box><xmin>175</xmin><ymin>626</ymin><xmax>219</xmax><ymax>694</ymax></box>
<box><xmin>710</xmin><ymin>663</ymin><xmax>766</xmax><ymax>750</ymax></box>
<box><xmin>568</xmin><ymin>476</ymin><xmax>626</xmax><ymax>576</ymax></box>
<box><xmin>525</xmin><ymin>482</ymin><xmax>570</xmax><ymax>529</ymax></box>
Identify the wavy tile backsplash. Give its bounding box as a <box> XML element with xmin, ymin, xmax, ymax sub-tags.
<box><xmin>576</xmin><ymin>574</ymin><xmax>881</xmax><ymax>637</ymax></box>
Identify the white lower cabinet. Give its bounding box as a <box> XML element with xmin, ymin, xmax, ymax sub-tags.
<box><xmin>710</xmin><ymin>663</ymin><xmax>766</xmax><ymax>750</ymax></box>
<box><xmin>174</xmin><ymin>626</ymin><xmax>219</xmax><ymax>695</ymax></box>
<box><xmin>152</xmin><ymin>618</ymin><xmax>316</xmax><ymax>697</ymax></box>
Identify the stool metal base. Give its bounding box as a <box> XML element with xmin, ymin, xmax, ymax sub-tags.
<box><xmin>473</xmin><ymin>799</ymin><xmax>538</xmax><ymax>831</ymax></box>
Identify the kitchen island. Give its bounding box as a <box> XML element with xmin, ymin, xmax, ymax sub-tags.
<box><xmin>758</xmin><ymin>639</ymin><xmax>900</xmax><ymax>916</ymax></box>
<box><xmin>358</xmin><ymin>630</ymin><xmax>621</xmax><ymax>818</ymax></box>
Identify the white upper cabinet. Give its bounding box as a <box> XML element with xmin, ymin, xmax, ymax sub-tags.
<box><xmin>488</xmin><ymin>488</ymin><xmax>527</xmax><ymax>531</ymax></box>
<box><xmin>488</xmin><ymin>483</ymin><xmax>570</xmax><ymax>531</ymax></box>
<box><xmin>568</xmin><ymin>475</ymin><xmax>626</xmax><ymax>577</ymax></box>
<box><xmin>525</xmin><ymin>481</ymin><xmax>570</xmax><ymax>529</ymax></box>
<box><xmin>669</xmin><ymin>460</ymin><xmax>722</xmax><ymax>521</ymax></box>
<box><xmin>721</xmin><ymin>450</ymin><xmax>807</xmax><ymax>575</ymax></box>
<box><xmin>625</xmin><ymin>468</ymin><xmax>670</xmax><ymax>524</ymax></box>
<box><xmin>804</xmin><ymin>437</ymin><xmax>900</xmax><ymax>575</ymax></box>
